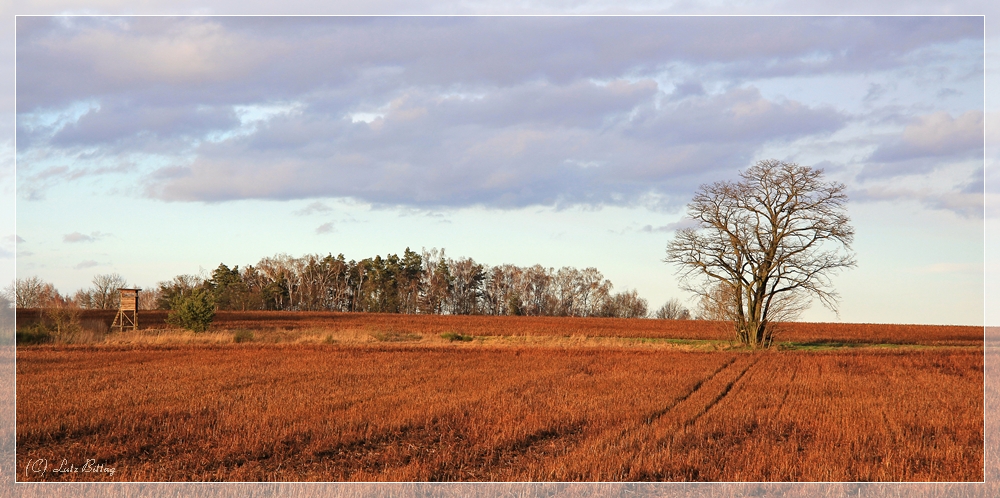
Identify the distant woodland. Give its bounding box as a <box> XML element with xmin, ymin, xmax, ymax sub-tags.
<box><xmin>10</xmin><ymin>248</ymin><xmax>683</xmax><ymax>319</ymax></box>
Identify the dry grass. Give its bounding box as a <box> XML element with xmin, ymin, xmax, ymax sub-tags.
<box><xmin>15</xmin><ymin>309</ymin><xmax>983</xmax><ymax>346</ymax></box>
<box><xmin>16</xmin><ymin>344</ymin><xmax>982</xmax><ymax>482</ymax></box>
<box><xmin>63</xmin><ymin>326</ymin><xmax>739</xmax><ymax>351</ymax></box>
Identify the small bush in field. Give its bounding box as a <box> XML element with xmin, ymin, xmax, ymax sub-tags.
<box><xmin>167</xmin><ymin>290</ymin><xmax>215</xmax><ymax>332</ymax></box>
<box><xmin>441</xmin><ymin>331</ymin><xmax>473</xmax><ymax>342</ymax></box>
<box><xmin>16</xmin><ymin>326</ymin><xmax>52</xmax><ymax>345</ymax></box>
<box><xmin>233</xmin><ymin>330</ymin><xmax>254</xmax><ymax>343</ymax></box>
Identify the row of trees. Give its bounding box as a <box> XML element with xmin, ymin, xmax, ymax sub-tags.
<box><xmin>8</xmin><ymin>274</ymin><xmax>157</xmax><ymax>311</ymax></box>
<box><xmin>158</xmin><ymin>248</ymin><xmax>653</xmax><ymax>318</ymax></box>
<box><xmin>7</xmin><ymin>249</ymin><xmax>694</xmax><ymax>320</ymax></box>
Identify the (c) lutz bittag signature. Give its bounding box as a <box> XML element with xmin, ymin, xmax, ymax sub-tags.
<box><xmin>25</xmin><ymin>458</ymin><xmax>116</xmax><ymax>478</ymax></box>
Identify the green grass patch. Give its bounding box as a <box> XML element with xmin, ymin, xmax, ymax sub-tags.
<box><xmin>776</xmin><ymin>341</ymin><xmax>940</xmax><ymax>351</ymax></box>
<box><xmin>638</xmin><ymin>337</ymin><xmax>700</xmax><ymax>344</ymax></box>
<box><xmin>620</xmin><ymin>337</ymin><xmax>724</xmax><ymax>347</ymax></box>
<box><xmin>16</xmin><ymin>328</ymin><xmax>52</xmax><ymax>346</ymax></box>
<box><xmin>373</xmin><ymin>331</ymin><xmax>422</xmax><ymax>342</ymax></box>
<box><xmin>441</xmin><ymin>331</ymin><xmax>474</xmax><ymax>342</ymax></box>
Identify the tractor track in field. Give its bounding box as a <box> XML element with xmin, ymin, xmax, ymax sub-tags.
<box><xmin>643</xmin><ymin>355</ymin><xmax>738</xmax><ymax>425</ymax></box>
<box><xmin>642</xmin><ymin>354</ymin><xmax>761</xmax><ymax>438</ymax></box>
<box><xmin>682</xmin><ymin>355</ymin><xmax>760</xmax><ymax>429</ymax></box>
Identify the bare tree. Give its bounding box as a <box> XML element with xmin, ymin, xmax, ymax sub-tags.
<box><xmin>14</xmin><ymin>276</ymin><xmax>63</xmax><ymax>308</ymax></box>
<box><xmin>257</xmin><ymin>255</ymin><xmax>295</xmax><ymax>310</ymax></box>
<box><xmin>551</xmin><ymin>267</ymin><xmax>575</xmax><ymax>316</ymax></box>
<box><xmin>600</xmin><ymin>290</ymin><xmax>649</xmax><ymax>318</ymax></box>
<box><xmin>90</xmin><ymin>273</ymin><xmax>129</xmax><ymax>309</ymax></box>
<box><xmin>481</xmin><ymin>264</ymin><xmax>524</xmax><ymax>315</ymax></box>
<box><xmin>655</xmin><ymin>298</ymin><xmax>691</xmax><ymax>320</ymax></box>
<box><xmin>138</xmin><ymin>287</ymin><xmax>160</xmax><ymax>311</ymax></box>
<box><xmin>419</xmin><ymin>248</ymin><xmax>451</xmax><ymax>314</ymax></box>
<box><xmin>293</xmin><ymin>254</ymin><xmax>343</xmax><ymax>311</ymax></box>
<box><xmin>577</xmin><ymin>267</ymin><xmax>612</xmax><ymax>317</ymax></box>
<box><xmin>156</xmin><ymin>274</ymin><xmax>206</xmax><ymax>310</ymax></box>
<box><xmin>15</xmin><ymin>277</ymin><xmax>47</xmax><ymax>308</ymax></box>
<box><xmin>72</xmin><ymin>289</ymin><xmax>96</xmax><ymax>309</ymax></box>
<box><xmin>665</xmin><ymin>160</ymin><xmax>856</xmax><ymax>348</ymax></box>
<box><xmin>521</xmin><ymin>265</ymin><xmax>555</xmax><ymax>316</ymax></box>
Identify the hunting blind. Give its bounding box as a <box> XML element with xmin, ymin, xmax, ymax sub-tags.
<box><xmin>112</xmin><ymin>288</ymin><xmax>140</xmax><ymax>332</ymax></box>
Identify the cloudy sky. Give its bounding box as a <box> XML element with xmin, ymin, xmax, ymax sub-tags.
<box><xmin>7</xmin><ymin>10</ymin><xmax>992</xmax><ymax>326</ymax></box>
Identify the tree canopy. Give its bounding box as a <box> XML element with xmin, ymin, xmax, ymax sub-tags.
<box><xmin>665</xmin><ymin>160</ymin><xmax>856</xmax><ymax>347</ymax></box>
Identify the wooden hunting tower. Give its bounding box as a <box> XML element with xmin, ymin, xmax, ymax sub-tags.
<box><xmin>112</xmin><ymin>288</ymin><xmax>140</xmax><ymax>332</ymax></box>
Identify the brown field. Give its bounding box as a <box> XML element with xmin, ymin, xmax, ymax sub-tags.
<box><xmin>16</xmin><ymin>336</ymin><xmax>983</xmax><ymax>482</ymax></box>
<box><xmin>15</xmin><ymin>309</ymin><xmax>983</xmax><ymax>346</ymax></box>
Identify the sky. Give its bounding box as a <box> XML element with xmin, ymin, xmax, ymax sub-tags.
<box><xmin>5</xmin><ymin>7</ymin><xmax>994</xmax><ymax>327</ymax></box>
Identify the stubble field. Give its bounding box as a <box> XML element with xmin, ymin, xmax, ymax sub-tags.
<box><xmin>14</xmin><ymin>313</ymin><xmax>984</xmax><ymax>482</ymax></box>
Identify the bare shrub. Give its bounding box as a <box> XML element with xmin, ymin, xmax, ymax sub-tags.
<box><xmin>654</xmin><ymin>298</ymin><xmax>691</xmax><ymax>320</ymax></box>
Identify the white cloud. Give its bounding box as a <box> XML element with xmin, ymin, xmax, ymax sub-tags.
<box><xmin>141</xmin><ymin>83</ymin><xmax>846</xmax><ymax>209</ymax></box>
<box><xmin>73</xmin><ymin>260</ymin><xmax>100</xmax><ymax>270</ymax></box>
<box><xmin>867</xmin><ymin>110</ymin><xmax>983</xmax><ymax>165</ymax></box>
<box><xmin>294</xmin><ymin>201</ymin><xmax>333</xmax><ymax>216</ymax></box>
<box><xmin>63</xmin><ymin>232</ymin><xmax>94</xmax><ymax>243</ymax></box>
<box><xmin>639</xmin><ymin>218</ymin><xmax>700</xmax><ymax>233</ymax></box>
<box><xmin>853</xmin><ymin>185</ymin><xmax>984</xmax><ymax>219</ymax></box>
<box><xmin>63</xmin><ymin>231</ymin><xmax>111</xmax><ymax>243</ymax></box>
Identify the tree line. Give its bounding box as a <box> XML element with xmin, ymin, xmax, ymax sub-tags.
<box><xmin>8</xmin><ymin>248</ymin><xmax>694</xmax><ymax>319</ymax></box>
